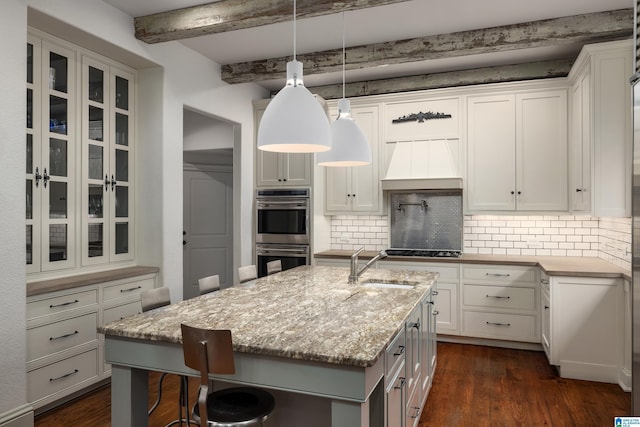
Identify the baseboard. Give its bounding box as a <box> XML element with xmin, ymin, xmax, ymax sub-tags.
<box><xmin>437</xmin><ymin>335</ymin><xmax>544</xmax><ymax>352</ymax></box>
<box><xmin>0</xmin><ymin>404</ymin><xmax>34</xmax><ymax>427</ymax></box>
<box><xmin>558</xmin><ymin>360</ymin><xmax>619</xmax><ymax>384</ymax></box>
<box><xmin>619</xmin><ymin>367</ymin><xmax>632</xmax><ymax>392</ymax></box>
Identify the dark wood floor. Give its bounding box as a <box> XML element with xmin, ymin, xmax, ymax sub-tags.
<box><xmin>35</xmin><ymin>342</ymin><xmax>630</xmax><ymax>427</ymax></box>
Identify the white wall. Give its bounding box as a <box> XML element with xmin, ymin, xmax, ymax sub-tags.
<box><xmin>0</xmin><ymin>1</ymin><xmax>30</xmax><ymax>424</ymax></box>
<box><xmin>184</xmin><ymin>109</ymin><xmax>234</xmax><ymax>151</ymax></box>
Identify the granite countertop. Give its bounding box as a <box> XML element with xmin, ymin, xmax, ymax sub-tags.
<box><xmin>315</xmin><ymin>250</ymin><xmax>631</xmax><ymax>281</ymax></box>
<box><xmin>99</xmin><ymin>265</ymin><xmax>437</xmax><ymax>368</ymax></box>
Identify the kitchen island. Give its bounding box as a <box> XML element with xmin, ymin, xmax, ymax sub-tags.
<box><xmin>100</xmin><ymin>265</ymin><xmax>438</xmax><ymax>427</ymax></box>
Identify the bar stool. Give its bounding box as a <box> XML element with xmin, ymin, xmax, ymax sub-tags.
<box><xmin>198</xmin><ymin>274</ymin><xmax>220</xmax><ymax>295</ymax></box>
<box><xmin>180</xmin><ymin>324</ymin><xmax>275</xmax><ymax>426</ymax></box>
<box><xmin>266</xmin><ymin>260</ymin><xmax>282</xmax><ymax>275</ymax></box>
<box><xmin>141</xmin><ymin>287</ymin><xmax>193</xmax><ymax>426</ymax></box>
<box><xmin>237</xmin><ymin>265</ymin><xmax>257</xmax><ymax>284</ymax></box>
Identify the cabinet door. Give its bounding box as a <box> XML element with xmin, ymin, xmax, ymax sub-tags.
<box><xmin>350</xmin><ymin>106</ymin><xmax>380</xmax><ymax>212</ymax></box>
<box><xmin>433</xmin><ymin>281</ymin><xmax>458</xmax><ymax>335</ymax></box>
<box><xmin>516</xmin><ymin>90</ymin><xmax>568</xmax><ymax>211</ymax></box>
<box><xmin>467</xmin><ymin>94</ymin><xmax>516</xmax><ymax>211</ymax></box>
<box><xmin>324</xmin><ymin>166</ymin><xmax>351</xmax><ymax>212</ymax></box>
<box><xmin>281</xmin><ymin>152</ymin><xmax>311</xmax><ymax>186</ymax></box>
<box><xmin>571</xmin><ymin>72</ymin><xmax>591</xmax><ymax>211</ymax></box>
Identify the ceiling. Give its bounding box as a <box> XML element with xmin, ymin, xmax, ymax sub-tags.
<box><xmin>102</xmin><ymin>0</ymin><xmax>633</xmax><ymax>91</ymax></box>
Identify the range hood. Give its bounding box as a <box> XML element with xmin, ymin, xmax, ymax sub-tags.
<box><xmin>381</xmin><ymin>139</ymin><xmax>462</xmax><ymax>190</ymax></box>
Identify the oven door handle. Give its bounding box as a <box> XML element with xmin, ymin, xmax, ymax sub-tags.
<box><xmin>257</xmin><ymin>201</ymin><xmax>308</xmax><ymax>209</ymax></box>
<box><xmin>257</xmin><ymin>247</ymin><xmax>309</xmax><ymax>256</ymax></box>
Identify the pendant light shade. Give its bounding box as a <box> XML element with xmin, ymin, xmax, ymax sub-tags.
<box><xmin>258</xmin><ymin>61</ymin><xmax>331</xmax><ymax>153</ymax></box>
<box><xmin>257</xmin><ymin>0</ymin><xmax>331</xmax><ymax>153</ymax></box>
<box><xmin>317</xmin><ymin>13</ymin><xmax>372</xmax><ymax>167</ymax></box>
<box><xmin>317</xmin><ymin>98</ymin><xmax>372</xmax><ymax>166</ymax></box>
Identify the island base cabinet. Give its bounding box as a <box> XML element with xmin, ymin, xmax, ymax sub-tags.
<box><xmin>386</xmin><ymin>363</ymin><xmax>405</xmax><ymax>427</ymax></box>
<box><xmin>550</xmin><ymin>276</ymin><xmax>623</xmax><ymax>384</ymax></box>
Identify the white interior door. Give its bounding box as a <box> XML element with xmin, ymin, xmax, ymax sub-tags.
<box><xmin>183</xmin><ymin>165</ymin><xmax>232</xmax><ymax>299</ymax></box>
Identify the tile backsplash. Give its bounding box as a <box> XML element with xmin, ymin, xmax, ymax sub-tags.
<box><xmin>329</xmin><ymin>214</ymin><xmax>631</xmax><ymax>271</ymax></box>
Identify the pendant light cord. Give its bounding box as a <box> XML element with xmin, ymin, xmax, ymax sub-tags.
<box><xmin>342</xmin><ymin>12</ymin><xmax>346</xmax><ymax>100</ymax></box>
<box><xmin>293</xmin><ymin>0</ymin><xmax>297</xmax><ymax>61</ymax></box>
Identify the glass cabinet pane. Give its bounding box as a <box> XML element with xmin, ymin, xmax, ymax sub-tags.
<box><xmin>26</xmin><ymin>134</ymin><xmax>33</xmax><ymax>173</ymax></box>
<box><xmin>26</xmin><ymin>180</ymin><xmax>32</xmax><ymax>219</ymax></box>
<box><xmin>88</xmin><ymin>144</ymin><xmax>103</xmax><ymax>180</ymax></box>
<box><xmin>49</xmin><ymin>224</ymin><xmax>67</xmax><ymax>262</ymax></box>
<box><xmin>115</xmin><ymin>186</ymin><xmax>128</xmax><ymax>218</ymax></box>
<box><xmin>115</xmin><ymin>76</ymin><xmax>128</xmax><ymax>110</ymax></box>
<box><xmin>49</xmin><ymin>181</ymin><xmax>67</xmax><ymax>219</ymax></box>
<box><xmin>49</xmin><ymin>138</ymin><xmax>67</xmax><ymax>177</ymax></box>
<box><xmin>88</xmin><ymin>66</ymin><xmax>103</xmax><ymax>103</ymax></box>
<box><xmin>115</xmin><ymin>113</ymin><xmax>128</xmax><ymax>146</ymax></box>
<box><xmin>89</xmin><ymin>106</ymin><xmax>103</xmax><ymax>141</ymax></box>
<box><xmin>27</xmin><ymin>89</ymin><xmax>33</xmax><ymax>129</ymax></box>
<box><xmin>50</xmin><ymin>95</ymin><xmax>67</xmax><ymax>135</ymax></box>
<box><xmin>115</xmin><ymin>149</ymin><xmax>128</xmax><ymax>182</ymax></box>
<box><xmin>115</xmin><ymin>223</ymin><xmax>128</xmax><ymax>254</ymax></box>
<box><xmin>26</xmin><ymin>225</ymin><xmax>32</xmax><ymax>265</ymax></box>
<box><xmin>88</xmin><ymin>224</ymin><xmax>103</xmax><ymax>257</ymax></box>
<box><xmin>27</xmin><ymin>43</ymin><xmax>33</xmax><ymax>84</ymax></box>
<box><xmin>49</xmin><ymin>52</ymin><xmax>67</xmax><ymax>93</ymax></box>
<box><xmin>88</xmin><ymin>184</ymin><xmax>103</xmax><ymax>218</ymax></box>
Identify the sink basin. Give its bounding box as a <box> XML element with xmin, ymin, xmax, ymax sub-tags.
<box><xmin>362</xmin><ymin>280</ymin><xmax>417</xmax><ymax>290</ymax></box>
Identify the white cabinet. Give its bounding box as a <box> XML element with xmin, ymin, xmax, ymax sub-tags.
<box><xmin>27</xmin><ymin>34</ymin><xmax>77</xmax><ymax>273</ymax></box>
<box><xmin>540</xmin><ymin>271</ymin><xmax>551</xmax><ymax>361</ymax></box>
<box><xmin>254</xmin><ymin>99</ymin><xmax>313</xmax><ymax>188</ymax></box>
<box><xmin>81</xmin><ymin>56</ymin><xmax>135</xmax><ymax>266</ymax></box>
<box><xmin>324</xmin><ymin>104</ymin><xmax>382</xmax><ymax>214</ymax></box>
<box><xmin>568</xmin><ymin>40</ymin><xmax>633</xmax><ymax>216</ymax></box>
<box><xmin>548</xmin><ymin>275</ymin><xmax>624</xmax><ymax>384</ymax></box>
<box><xmin>466</xmin><ymin>88</ymin><xmax>568</xmax><ymax>212</ymax></box>
<box><xmin>460</xmin><ymin>264</ymin><xmax>539</xmax><ymax>342</ymax></box>
<box><xmin>27</xmin><ymin>269</ymin><xmax>156</xmax><ymax>410</ymax></box>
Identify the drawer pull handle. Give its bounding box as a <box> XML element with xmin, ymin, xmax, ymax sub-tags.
<box><xmin>49</xmin><ymin>330</ymin><xmax>79</xmax><ymax>341</ymax></box>
<box><xmin>410</xmin><ymin>321</ymin><xmax>420</xmax><ymax>330</ymax></box>
<box><xmin>120</xmin><ymin>285</ymin><xmax>142</xmax><ymax>293</ymax></box>
<box><xmin>544</xmin><ymin>305</ymin><xmax>550</xmax><ymax>310</ymax></box>
<box><xmin>486</xmin><ymin>273</ymin><xmax>510</xmax><ymax>277</ymax></box>
<box><xmin>485</xmin><ymin>295</ymin><xmax>511</xmax><ymax>299</ymax></box>
<box><xmin>50</xmin><ymin>299</ymin><xmax>79</xmax><ymax>308</ymax></box>
<box><xmin>411</xmin><ymin>407</ymin><xmax>421</xmax><ymax>418</ymax></box>
<box><xmin>486</xmin><ymin>321</ymin><xmax>511</xmax><ymax>327</ymax></box>
<box><xmin>393</xmin><ymin>345</ymin><xmax>405</xmax><ymax>356</ymax></box>
<box><xmin>540</xmin><ymin>279</ymin><xmax>549</xmax><ymax>285</ymax></box>
<box><xmin>433</xmin><ymin>310</ymin><xmax>439</xmax><ymax>316</ymax></box>
<box><xmin>431</xmin><ymin>291</ymin><xmax>438</xmax><ymax>296</ymax></box>
<box><xmin>394</xmin><ymin>377</ymin><xmax>406</xmax><ymax>389</ymax></box>
<box><xmin>50</xmin><ymin>369</ymin><xmax>79</xmax><ymax>382</ymax></box>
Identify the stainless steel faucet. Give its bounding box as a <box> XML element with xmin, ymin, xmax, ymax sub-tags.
<box><xmin>349</xmin><ymin>248</ymin><xmax>388</xmax><ymax>283</ymax></box>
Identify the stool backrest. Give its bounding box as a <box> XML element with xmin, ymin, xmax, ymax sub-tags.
<box><xmin>140</xmin><ymin>287</ymin><xmax>171</xmax><ymax>312</ymax></box>
<box><xmin>266</xmin><ymin>260</ymin><xmax>282</xmax><ymax>275</ymax></box>
<box><xmin>198</xmin><ymin>274</ymin><xmax>220</xmax><ymax>295</ymax></box>
<box><xmin>238</xmin><ymin>265</ymin><xmax>257</xmax><ymax>284</ymax></box>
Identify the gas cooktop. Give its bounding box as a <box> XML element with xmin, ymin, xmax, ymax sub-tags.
<box><xmin>385</xmin><ymin>249</ymin><xmax>462</xmax><ymax>258</ymax></box>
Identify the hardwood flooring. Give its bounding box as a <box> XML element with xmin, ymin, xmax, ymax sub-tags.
<box><xmin>35</xmin><ymin>343</ymin><xmax>630</xmax><ymax>427</ymax></box>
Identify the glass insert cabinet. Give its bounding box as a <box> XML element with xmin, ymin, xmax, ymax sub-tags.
<box><xmin>26</xmin><ymin>30</ymin><xmax>135</xmax><ymax>275</ymax></box>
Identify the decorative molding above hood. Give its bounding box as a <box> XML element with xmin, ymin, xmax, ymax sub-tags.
<box><xmin>381</xmin><ymin>139</ymin><xmax>462</xmax><ymax>190</ymax></box>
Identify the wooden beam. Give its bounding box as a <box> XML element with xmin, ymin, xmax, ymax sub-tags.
<box><xmin>135</xmin><ymin>0</ymin><xmax>412</xmax><ymax>44</ymax></box>
<box><xmin>305</xmin><ymin>59</ymin><xmax>575</xmax><ymax>99</ymax></box>
<box><xmin>222</xmin><ymin>9</ymin><xmax>632</xmax><ymax>84</ymax></box>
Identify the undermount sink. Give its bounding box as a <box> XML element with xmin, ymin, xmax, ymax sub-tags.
<box><xmin>362</xmin><ymin>280</ymin><xmax>417</xmax><ymax>290</ymax></box>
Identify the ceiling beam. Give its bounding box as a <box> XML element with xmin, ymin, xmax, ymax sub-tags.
<box><xmin>134</xmin><ymin>0</ymin><xmax>412</xmax><ymax>44</ymax></box>
<box><xmin>222</xmin><ymin>8</ymin><xmax>632</xmax><ymax>84</ymax></box>
<box><xmin>306</xmin><ymin>59</ymin><xmax>575</xmax><ymax>99</ymax></box>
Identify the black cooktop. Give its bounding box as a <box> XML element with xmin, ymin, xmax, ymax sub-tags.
<box><xmin>386</xmin><ymin>249</ymin><xmax>462</xmax><ymax>258</ymax></box>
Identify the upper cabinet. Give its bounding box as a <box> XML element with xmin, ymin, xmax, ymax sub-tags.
<box><xmin>27</xmin><ymin>36</ymin><xmax>77</xmax><ymax>274</ymax></box>
<box><xmin>27</xmin><ymin>29</ymin><xmax>136</xmax><ymax>277</ymax></box>
<box><xmin>254</xmin><ymin>98</ymin><xmax>315</xmax><ymax>188</ymax></box>
<box><xmin>568</xmin><ymin>40</ymin><xmax>632</xmax><ymax>217</ymax></box>
<box><xmin>466</xmin><ymin>87</ymin><xmax>568</xmax><ymax>212</ymax></box>
<box><xmin>323</xmin><ymin>103</ymin><xmax>382</xmax><ymax>214</ymax></box>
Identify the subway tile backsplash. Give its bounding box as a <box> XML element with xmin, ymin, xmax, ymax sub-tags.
<box><xmin>329</xmin><ymin>215</ymin><xmax>631</xmax><ymax>271</ymax></box>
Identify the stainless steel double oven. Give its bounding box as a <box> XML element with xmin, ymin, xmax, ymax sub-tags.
<box><xmin>255</xmin><ymin>188</ymin><xmax>310</xmax><ymax>277</ymax></box>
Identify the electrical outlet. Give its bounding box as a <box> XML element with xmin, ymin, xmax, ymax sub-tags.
<box><xmin>339</xmin><ymin>233</ymin><xmax>350</xmax><ymax>243</ymax></box>
<box><xmin>526</xmin><ymin>238</ymin><xmax>541</xmax><ymax>248</ymax></box>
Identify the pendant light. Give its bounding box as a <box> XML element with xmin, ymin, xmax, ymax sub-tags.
<box><xmin>257</xmin><ymin>0</ymin><xmax>331</xmax><ymax>153</ymax></box>
<box><xmin>317</xmin><ymin>13</ymin><xmax>372</xmax><ymax>167</ymax></box>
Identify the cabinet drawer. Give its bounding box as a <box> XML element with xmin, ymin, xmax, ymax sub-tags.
<box><xmin>462</xmin><ymin>265</ymin><xmax>536</xmax><ymax>285</ymax></box>
<box><xmin>27</xmin><ymin>312</ymin><xmax>98</xmax><ymax>362</ymax></box>
<box><xmin>380</xmin><ymin>261</ymin><xmax>459</xmax><ymax>280</ymax></box>
<box><xmin>103</xmin><ymin>301</ymin><xmax>142</xmax><ymax>325</ymax></box>
<box><xmin>27</xmin><ymin>348</ymin><xmax>99</xmax><ymax>403</ymax></box>
<box><xmin>462</xmin><ymin>311</ymin><xmax>537</xmax><ymax>341</ymax></box>
<box><xmin>385</xmin><ymin>328</ymin><xmax>406</xmax><ymax>378</ymax></box>
<box><xmin>103</xmin><ymin>278</ymin><xmax>154</xmax><ymax>302</ymax></box>
<box><xmin>27</xmin><ymin>289</ymin><xmax>98</xmax><ymax>320</ymax></box>
<box><xmin>463</xmin><ymin>284</ymin><xmax>535</xmax><ymax>311</ymax></box>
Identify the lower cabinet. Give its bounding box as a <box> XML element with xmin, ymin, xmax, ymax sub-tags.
<box><xmin>26</xmin><ymin>270</ymin><xmax>156</xmax><ymax>411</ymax></box>
<box><xmin>547</xmin><ymin>275</ymin><xmax>624</xmax><ymax>384</ymax></box>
